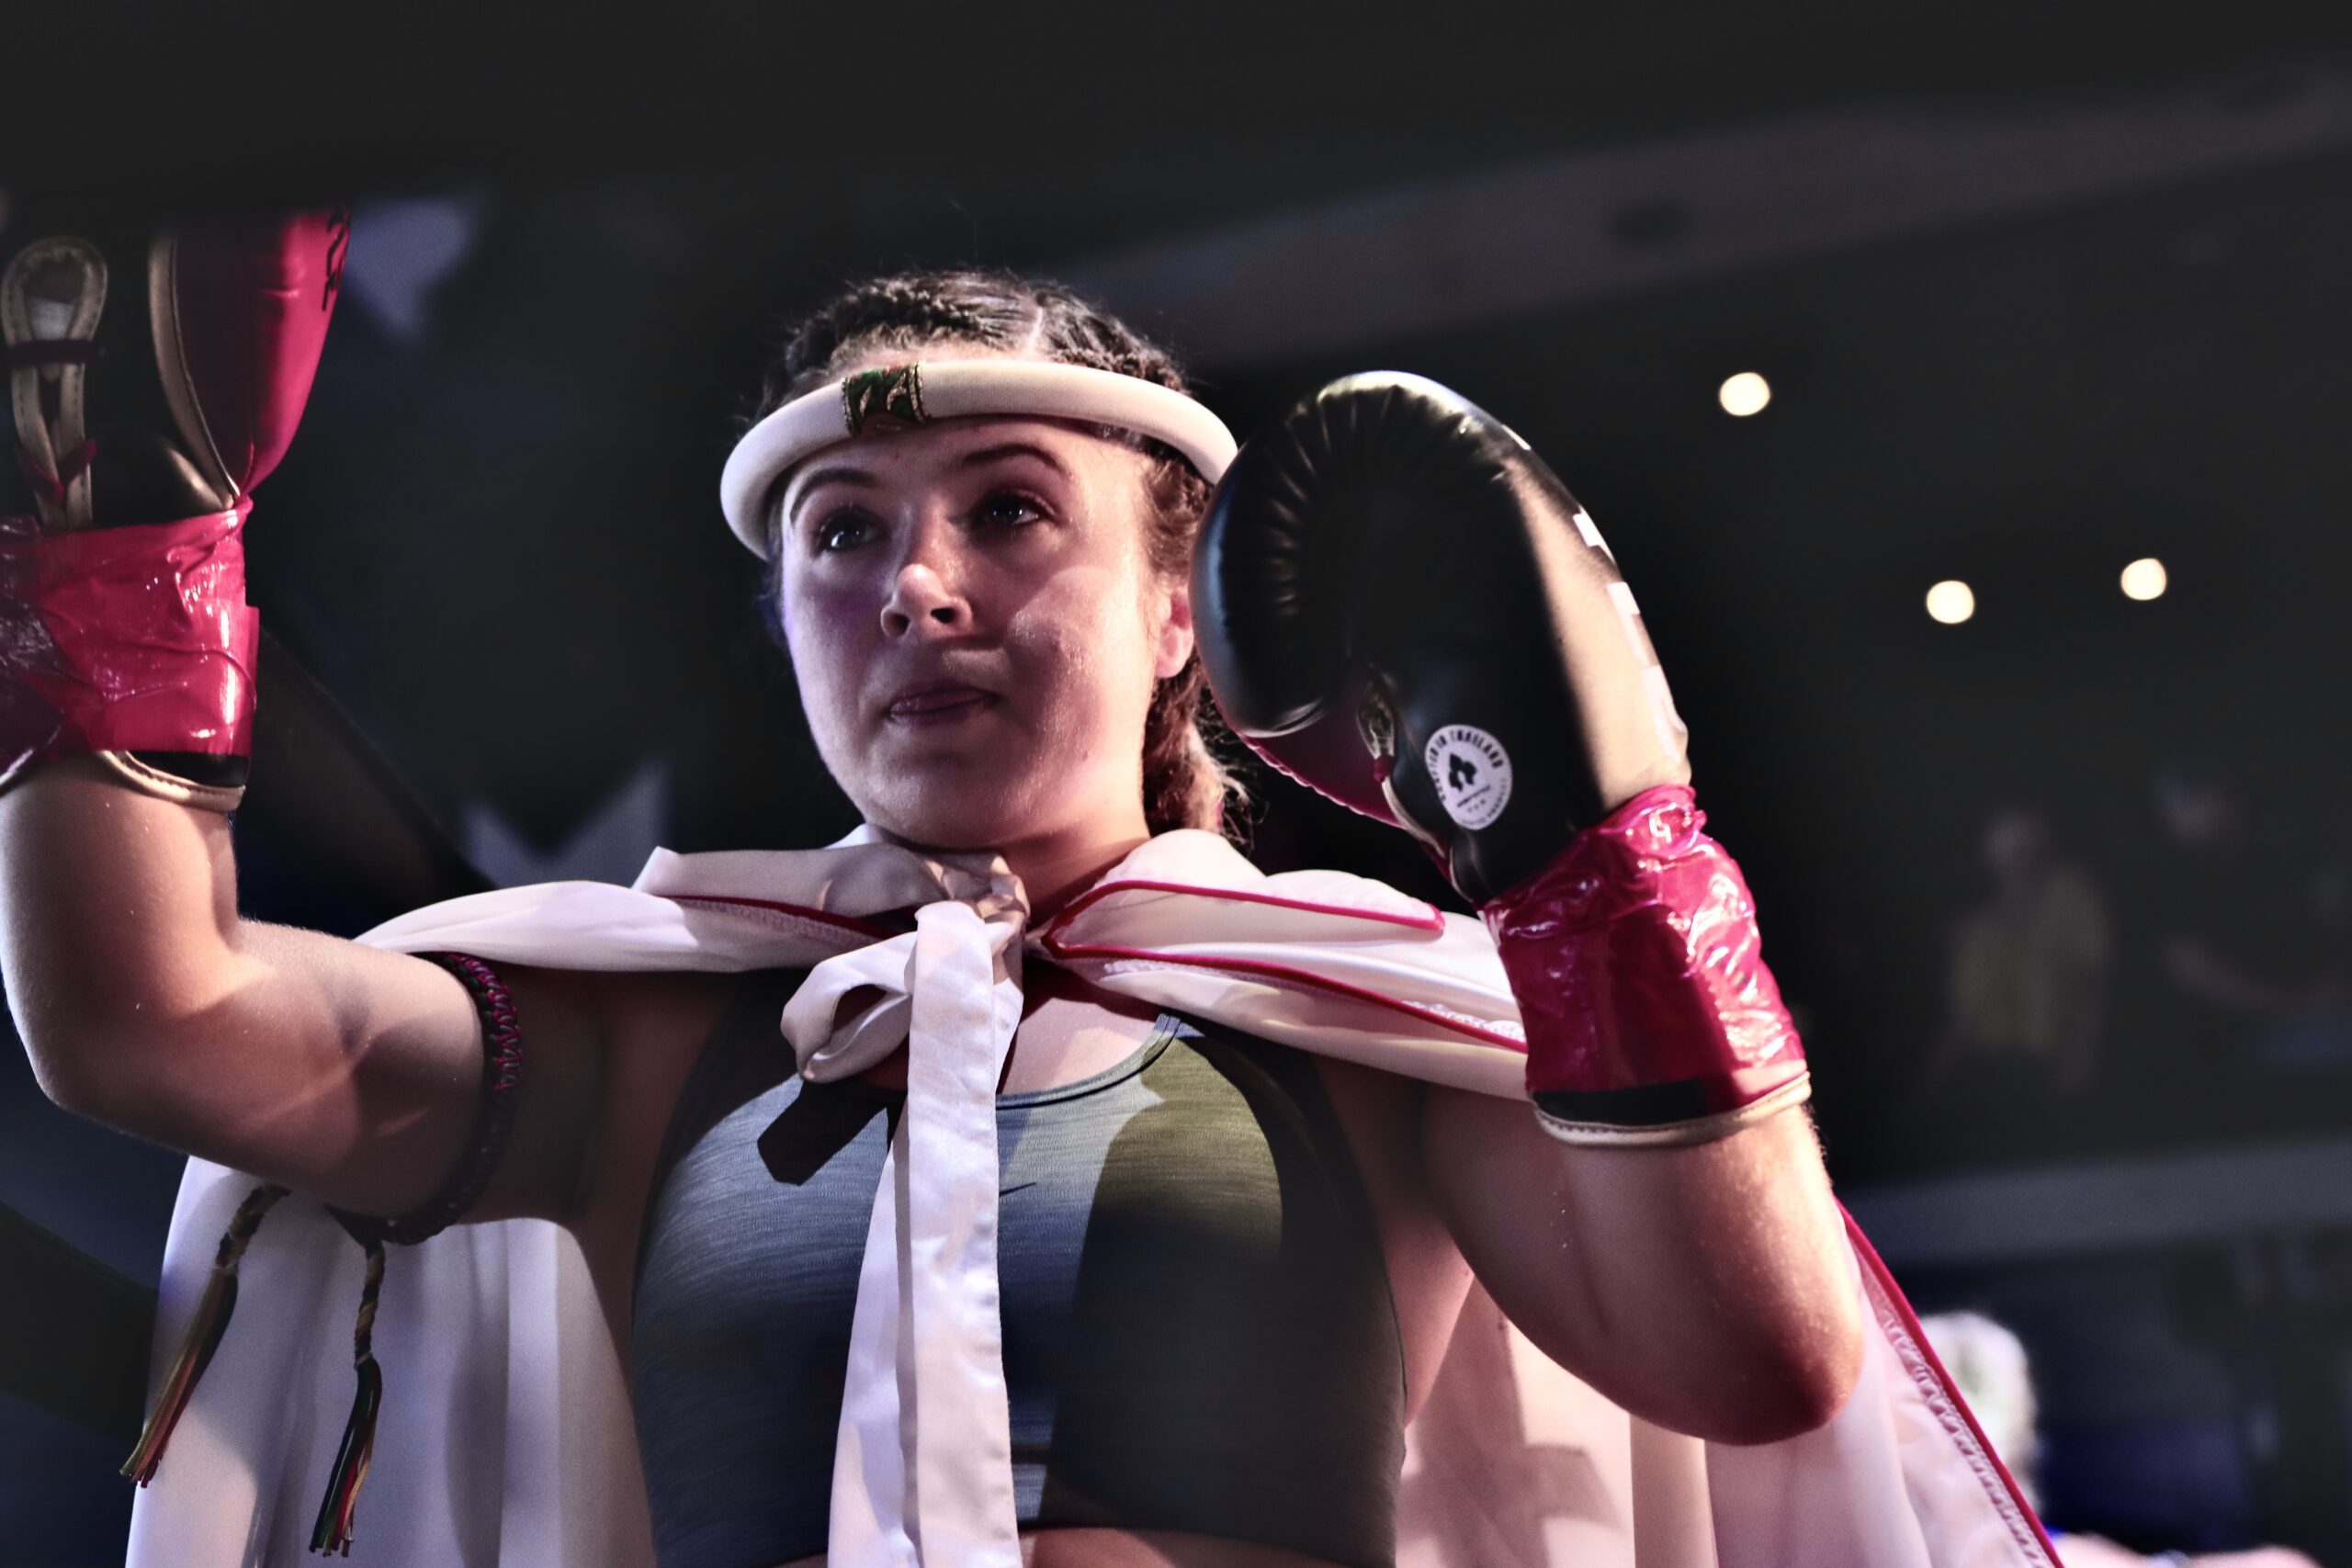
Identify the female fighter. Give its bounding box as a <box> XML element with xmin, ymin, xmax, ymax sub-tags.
<box><xmin>0</xmin><ymin>213</ymin><xmax>2048</xmax><ymax>1565</ymax></box>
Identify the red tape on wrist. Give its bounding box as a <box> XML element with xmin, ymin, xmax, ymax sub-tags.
<box><xmin>1482</xmin><ymin>783</ymin><xmax>1806</xmax><ymax>1139</ymax></box>
<box><xmin>0</xmin><ymin>504</ymin><xmax>258</xmax><ymax>774</ymax></box>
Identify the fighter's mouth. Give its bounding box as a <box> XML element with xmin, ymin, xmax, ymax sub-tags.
<box><xmin>886</xmin><ymin>684</ymin><xmax>996</xmax><ymax>721</ymax></box>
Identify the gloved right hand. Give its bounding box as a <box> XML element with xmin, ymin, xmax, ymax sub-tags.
<box><xmin>0</xmin><ymin>203</ymin><xmax>345</xmax><ymax>808</ymax></box>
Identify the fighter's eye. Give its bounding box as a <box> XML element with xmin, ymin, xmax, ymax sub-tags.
<box><xmin>974</xmin><ymin>491</ymin><xmax>1046</xmax><ymax>529</ymax></box>
<box><xmin>811</xmin><ymin>507</ymin><xmax>878</xmax><ymax>553</ymax></box>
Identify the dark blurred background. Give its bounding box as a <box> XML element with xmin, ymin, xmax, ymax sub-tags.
<box><xmin>6</xmin><ymin>2</ymin><xmax>2352</xmax><ymax>1562</ymax></box>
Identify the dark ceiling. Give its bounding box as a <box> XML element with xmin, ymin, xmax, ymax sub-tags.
<box><xmin>11</xmin><ymin>1</ymin><xmax>2352</xmax><ymax>209</ymax></box>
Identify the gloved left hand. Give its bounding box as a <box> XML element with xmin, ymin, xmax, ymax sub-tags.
<box><xmin>1193</xmin><ymin>372</ymin><xmax>1807</xmax><ymax>1145</ymax></box>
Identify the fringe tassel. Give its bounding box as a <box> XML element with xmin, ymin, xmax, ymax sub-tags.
<box><xmin>121</xmin><ymin>1182</ymin><xmax>288</xmax><ymax>1485</ymax></box>
<box><xmin>310</xmin><ymin>1228</ymin><xmax>386</xmax><ymax>1555</ymax></box>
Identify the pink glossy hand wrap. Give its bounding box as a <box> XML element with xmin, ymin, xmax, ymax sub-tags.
<box><xmin>0</xmin><ymin>503</ymin><xmax>258</xmax><ymax>778</ymax></box>
<box><xmin>1482</xmin><ymin>784</ymin><xmax>1809</xmax><ymax>1145</ymax></box>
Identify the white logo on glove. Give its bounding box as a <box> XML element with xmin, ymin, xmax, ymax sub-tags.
<box><xmin>1424</xmin><ymin>724</ymin><xmax>1513</xmax><ymax>831</ymax></box>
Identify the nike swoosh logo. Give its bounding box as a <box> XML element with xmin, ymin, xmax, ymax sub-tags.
<box><xmin>999</xmin><ymin>1181</ymin><xmax>1038</xmax><ymax>1197</ymax></box>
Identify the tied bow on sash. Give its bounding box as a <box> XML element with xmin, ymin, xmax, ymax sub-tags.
<box><xmin>776</xmin><ymin>852</ymin><xmax>1032</xmax><ymax>1568</ymax></box>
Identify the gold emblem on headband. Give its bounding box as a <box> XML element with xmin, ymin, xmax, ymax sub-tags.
<box><xmin>842</xmin><ymin>364</ymin><xmax>928</xmax><ymax>436</ymax></box>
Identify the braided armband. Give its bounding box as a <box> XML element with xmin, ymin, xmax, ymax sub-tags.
<box><xmin>377</xmin><ymin>951</ymin><xmax>525</xmax><ymax>1245</ymax></box>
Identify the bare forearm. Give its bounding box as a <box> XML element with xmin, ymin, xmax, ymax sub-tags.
<box><xmin>1427</xmin><ymin>1090</ymin><xmax>1861</xmax><ymax>1445</ymax></box>
<box><xmin>1550</xmin><ymin>1111</ymin><xmax>1858</xmax><ymax>1426</ymax></box>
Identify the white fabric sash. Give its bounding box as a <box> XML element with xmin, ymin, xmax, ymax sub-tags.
<box><xmin>126</xmin><ymin>827</ymin><xmax>2054</xmax><ymax>1568</ymax></box>
<box><xmin>813</xmin><ymin>901</ymin><xmax>1025</xmax><ymax>1567</ymax></box>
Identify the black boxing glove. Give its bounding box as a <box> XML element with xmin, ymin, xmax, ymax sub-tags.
<box><xmin>1194</xmin><ymin>374</ymin><xmax>1807</xmax><ymax>1145</ymax></box>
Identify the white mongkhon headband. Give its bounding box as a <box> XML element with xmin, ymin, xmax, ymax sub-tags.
<box><xmin>718</xmin><ymin>360</ymin><xmax>1240</xmax><ymax>558</ymax></box>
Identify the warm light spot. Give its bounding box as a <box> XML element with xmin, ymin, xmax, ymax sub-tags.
<box><xmin>1718</xmin><ymin>371</ymin><xmax>1772</xmax><ymax>417</ymax></box>
<box><xmin>2120</xmin><ymin>557</ymin><xmax>2168</xmax><ymax>601</ymax></box>
<box><xmin>1926</xmin><ymin>580</ymin><xmax>1975</xmax><ymax>625</ymax></box>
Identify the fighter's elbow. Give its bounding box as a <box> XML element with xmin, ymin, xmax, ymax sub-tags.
<box><xmin>19</xmin><ymin>1004</ymin><xmax>152</xmax><ymax>1127</ymax></box>
<box><xmin>14</xmin><ymin>975</ymin><xmax>212</xmax><ymax>1135</ymax></box>
<box><xmin>19</xmin><ymin>1026</ymin><xmax>86</xmax><ymax>1116</ymax></box>
<box><xmin>1700</xmin><ymin>1308</ymin><xmax>1866</xmax><ymax>1446</ymax></box>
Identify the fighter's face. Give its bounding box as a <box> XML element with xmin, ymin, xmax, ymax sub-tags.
<box><xmin>773</xmin><ymin>402</ymin><xmax>1192</xmax><ymax>852</ymax></box>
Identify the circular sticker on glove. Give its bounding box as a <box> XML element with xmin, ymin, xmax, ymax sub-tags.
<box><xmin>1423</xmin><ymin>724</ymin><xmax>1513</xmax><ymax>830</ymax></box>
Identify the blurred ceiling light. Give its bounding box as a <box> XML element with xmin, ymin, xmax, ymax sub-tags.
<box><xmin>1718</xmin><ymin>371</ymin><xmax>1771</xmax><ymax>417</ymax></box>
<box><xmin>1926</xmin><ymin>580</ymin><xmax>1975</xmax><ymax>625</ymax></box>
<box><xmin>2120</xmin><ymin>557</ymin><xmax>2169</xmax><ymax>601</ymax></box>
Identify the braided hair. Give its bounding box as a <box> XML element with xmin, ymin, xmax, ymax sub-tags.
<box><xmin>750</xmin><ymin>270</ymin><xmax>1245</xmax><ymax>839</ymax></box>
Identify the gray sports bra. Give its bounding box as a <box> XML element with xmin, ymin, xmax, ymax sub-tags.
<box><xmin>629</xmin><ymin>968</ymin><xmax>1407</xmax><ymax>1568</ymax></box>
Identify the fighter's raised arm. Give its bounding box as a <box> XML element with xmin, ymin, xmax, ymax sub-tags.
<box><xmin>1194</xmin><ymin>373</ymin><xmax>1861</xmax><ymax>1444</ymax></box>
<box><xmin>0</xmin><ymin>209</ymin><xmax>600</xmax><ymax>1231</ymax></box>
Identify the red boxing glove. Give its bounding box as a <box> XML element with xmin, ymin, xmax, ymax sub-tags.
<box><xmin>148</xmin><ymin>211</ymin><xmax>346</xmax><ymax>505</ymax></box>
<box><xmin>1</xmin><ymin>207</ymin><xmax>345</xmax><ymax>807</ymax></box>
<box><xmin>1484</xmin><ymin>784</ymin><xmax>1808</xmax><ymax>1145</ymax></box>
